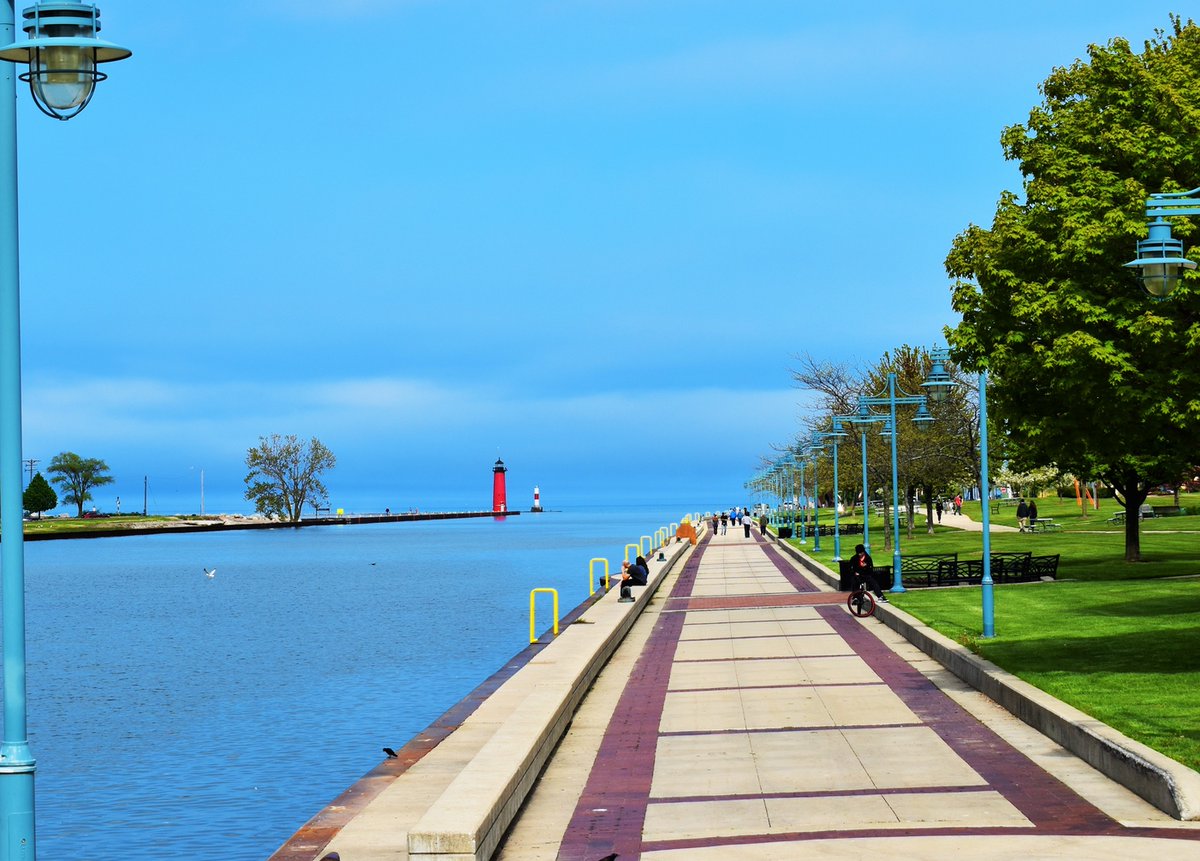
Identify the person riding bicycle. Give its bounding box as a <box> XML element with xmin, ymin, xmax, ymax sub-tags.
<box><xmin>848</xmin><ymin>544</ymin><xmax>888</xmax><ymax>603</ymax></box>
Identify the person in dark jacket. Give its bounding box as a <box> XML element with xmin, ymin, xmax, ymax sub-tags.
<box><xmin>621</xmin><ymin>559</ymin><xmax>648</xmax><ymax>587</ymax></box>
<box><xmin>848</xmin><ymin>544</ymin><xmax>888</xmax><ymax>602</ymax></box>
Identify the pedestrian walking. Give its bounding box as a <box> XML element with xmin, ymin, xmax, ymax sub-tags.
<box><xmin>935</xmin><ymin>498</ymin><xmax>943</xmax><ymax>523</ymax></box>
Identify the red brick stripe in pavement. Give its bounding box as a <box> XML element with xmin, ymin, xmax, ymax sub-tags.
<box><xmin>556</xmin><ymin>533</ymin><xmax>1200</xmax><ymax>860</ymax></box>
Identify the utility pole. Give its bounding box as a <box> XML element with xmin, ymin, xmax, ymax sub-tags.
<box><xmin>22</xmin><ymin>457</ymin><xmax>36</xmax><ymax>484</ymax></box>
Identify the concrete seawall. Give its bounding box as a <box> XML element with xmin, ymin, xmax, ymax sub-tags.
<box><xmin>271</xmin><ymin>533</ymin><xmax>694</xmax><ymax>860</ymax></box>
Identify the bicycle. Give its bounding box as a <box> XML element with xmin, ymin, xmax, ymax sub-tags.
<box><xmin>847</xmin><ymin>580</ymin><xmax>876</xmax><ymax>617</ymax></box>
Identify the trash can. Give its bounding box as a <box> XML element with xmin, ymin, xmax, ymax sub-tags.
<box><xmin>777</xmin><ymin>526</ymin><xmax>793</xmax><ymax>539</ymax></box>
<box><xmin>838</xmin><ymin>559</ymin><xmax>855</xmax><ymax>591</ymax></box>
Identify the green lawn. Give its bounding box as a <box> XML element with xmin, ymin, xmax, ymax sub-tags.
<box><xmin>779</xmin><ymin>493</ymin><xmax>1200</xmax><ymax>771</ymax></box>
<box><xmin>17</xmin><ymin>514</ymin><xmax>201</xmax><ymax>535</ymax></box>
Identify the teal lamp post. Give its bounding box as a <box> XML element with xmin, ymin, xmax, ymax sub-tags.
<box><xmin>812</xmin><ymin>420</ymin><xmax>849</xmax><ymax>560</ymax></box>
<box><xmin>846</xmin><ymin>405</ymin><xmax>883</xmax><ymax>554</ymax></box>
<box><xmin>0</xmin><ymin>4</ymin><xmax>128</xmax><ymax>857</ymax></box>
<box><xmin>1125</xmin><ymin>188</ymin><xmax>1200</xmax><ymax>298</ymax></box>
<box><xmin>804</xmin><ymin>441</ymin><xmax>822</xmax><ymax>552</ymax></box>
<box><xmin>923</xmin><ymin>347</ymin><xmax>995</xmax><ymax>638</ymax></box>
<box><xmin>793</xmin><ymin>452</ymin><xmax>807</xmax><ymax>544</ymax></box>
<box><xmin>856</xmin><ymin>375</ymin><xmax>934</xmax><ymax>591</ymax></box>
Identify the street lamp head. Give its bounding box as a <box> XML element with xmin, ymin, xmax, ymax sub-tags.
<box><xmin>922</xmin><ymin>348</ymin><xmax>955</xmax><ymax>402</ymax></box>
<box><xmin>0</xmin><ymin>2</ymin><xmax>131</xmax><ymax>120</ymax></box>
<box><xmin>1125</xmin><ymin>218</ymin><xmax>1196</xmax><ymax>299</ymax></box>
<box><xmin>912</xmin><ymin>399</ymin><xmax>934</xmax><ymax>431</ymax></box>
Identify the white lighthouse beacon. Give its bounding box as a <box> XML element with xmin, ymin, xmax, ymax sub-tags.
<box><xmin>531</xmin><ymin>485</ymin><xmax>543</xmax><ymax>513</ymax></box>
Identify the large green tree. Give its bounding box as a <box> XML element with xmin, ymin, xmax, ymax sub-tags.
<box><xmin>47</xmin><ymin>452</ymin><xmax>114</xmax><ymax>517</ymax></box>
<box><xmin>244</xmin><ymin>434</ymin><xmax>336</xmax><ymax>522</ymax></box>
<box><xmin>945</xmin><ymin>17</ymin><xmax>1200</xmax><ymax>561</ymax></box>
<box><xmin>22</xmin><ymin>472</ymin><xmax>57</xmax><ymax>520</ymax></box>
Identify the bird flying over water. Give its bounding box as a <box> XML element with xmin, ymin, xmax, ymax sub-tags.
<box><xmin>204</xmin><ymin>568</ymin><xmax>216</xmax><ymax>579</ymax></box>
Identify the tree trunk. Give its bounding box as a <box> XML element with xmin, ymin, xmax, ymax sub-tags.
<box><xmin>1110</xmin><ymin>470</ymin><xmax>1149</xmax><ymax>563</ymax></box>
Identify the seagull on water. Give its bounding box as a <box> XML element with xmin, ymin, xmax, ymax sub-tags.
<box><xmin>204</xmin><ymin>568</ymin><xmax>216</xmax><ymax>579</ymax></box>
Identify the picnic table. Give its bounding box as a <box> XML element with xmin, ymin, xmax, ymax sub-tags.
<box><xmin>1030</xmin><ymin>517</ymin><xmax>1062</xmax><ymax>532</ymax></box>
<box><xmin>1107</xmin><ymin>504</ymin><xmax>1157</xmax><ymax>525</ymax></box>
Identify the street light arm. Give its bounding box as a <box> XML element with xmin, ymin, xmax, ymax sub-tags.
<box><xmin>1144</xmin><ymin>187</ymin><xmax>1200</xmax><ymax>218</ymax></box>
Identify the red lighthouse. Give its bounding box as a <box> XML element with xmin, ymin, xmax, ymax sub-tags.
<box><xmin>492</xmin><ymin>458</ymin><xmax>508</xmax><ymax>512</ymax></box>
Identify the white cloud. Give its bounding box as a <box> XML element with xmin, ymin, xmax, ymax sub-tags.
<box><xmin>21</xmin><ymin>373</ymin><xmax>803</xmax><ymax>462</ymax></box>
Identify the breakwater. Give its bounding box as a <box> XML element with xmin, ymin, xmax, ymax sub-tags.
<box><xmin>21</xmin><ymin>510</ymin><xmax>514</xmax><ymax>541</ymax></box>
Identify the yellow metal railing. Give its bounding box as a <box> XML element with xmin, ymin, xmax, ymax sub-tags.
<box><xmin>640</xmin><ymin>535</ymin><xmax>652</xmax><ymax>557</ymax></box>
<box><xmin>589</xmin><ymin>557</ymin><xmax>610</xmax><ymax>595</ymax></box>
<box><xmin>624</xmin><ymin>542</ymin><xmax>640</xmax><ymax>563</ymax></box>
<box><xmin>529</xmin><ymin>588</ymin><xmax>559</xmax><ymax>644</ymax></box>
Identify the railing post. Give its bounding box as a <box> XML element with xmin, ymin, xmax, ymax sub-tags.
<box><xmin>529</xmin><ymin>588</ymin><xmax>560</xmax><ymax>644</ymax></box>
<box><xmin>588</xmin><ymin>558</ymin><xmax>609</xmax><ymax>594</ymax></box>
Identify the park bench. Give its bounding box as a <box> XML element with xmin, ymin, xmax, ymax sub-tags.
<box><xmin>1150</xmin><ymin>505</ymin><xmax>1183</xmax><ymax>517</ymax></box>
<box><xmin>935</xmin><ymin>551</ymin><xmax>1034</xmax><ymax>586</ymax></box>
<box><xmin>1108</xmin><ymin>503</ymin><xmax>1160</xmax><ymax>525</ymax></box>
<box><xmin>899</xmin><ymin>553</ymin><xmax>958</xmax><ymax>587</ymax></box>
<box><xmin>1029</xmin><ymin>554</ymin><xmax>1060</xmax><ymax>580</ymax></box>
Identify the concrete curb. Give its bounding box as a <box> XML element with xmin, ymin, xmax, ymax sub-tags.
<box><xmin>407</xmin><ymin>537</ymin><xmax>694</xmax><ymax>861</ymax></box>
<box><xmin>774</xmin><ymin>538</ymin><xmax>1200</xmax><ymax>821</ymax></box>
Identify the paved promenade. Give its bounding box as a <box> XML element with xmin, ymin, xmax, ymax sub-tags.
<box><xmin>494</xmin><ymin>527</ymin><xmax>1200</xmax><ymax>860</ymax></box>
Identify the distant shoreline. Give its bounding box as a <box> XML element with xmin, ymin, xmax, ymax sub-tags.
<box><xmin>20</xmin><ymin>510</ymin><xmax>520</xmax><ymax>541</ymax></box>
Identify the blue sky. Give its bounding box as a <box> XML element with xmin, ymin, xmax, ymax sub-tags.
<box><xmin>10</xmin><ymin>1</ymin><xmax>1185</xmax><ymax>514</ymax></box>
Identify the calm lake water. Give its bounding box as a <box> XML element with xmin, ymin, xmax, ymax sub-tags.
<box><xmin>9</xmin><ymin>504</ymin><xmax>694</xmax><ymax>860</ymax></box>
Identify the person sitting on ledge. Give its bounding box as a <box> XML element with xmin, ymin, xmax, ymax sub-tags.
<box><xmin>616</xmin><ymin>558</ymin><xmax>648</xmax><ymax>598</ymax></box>
<box><xmin>629</xmin><ymin>557</ymin><xmax>649</xmax><ymax>586</ymax></box>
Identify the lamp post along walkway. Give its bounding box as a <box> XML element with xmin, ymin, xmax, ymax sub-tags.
<box><xmin>0</xmin><ymin>4</ymin><xmax>129</xmax><ymax>857</ymax></box>
<box><xmin>855</xmin><ymin>374</ymin><xmax>933</xmax><ymax>592</ymax></box>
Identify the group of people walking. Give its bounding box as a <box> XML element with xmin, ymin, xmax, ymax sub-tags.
<box><xmin>1016</xmin><ymin>497</ymin><xmax>1039</xmax><ymax>531</ymax></box>
<box><xmin>711</xmin><ymin>508</ymin><xmax>757</xmax><ymax>538</ymax></box>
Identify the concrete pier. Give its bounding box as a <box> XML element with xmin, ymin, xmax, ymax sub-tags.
<box><xmin>273</xmin><ymin>525</ymin><xmax>1200</xmax><ymax>860</ymax></box>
